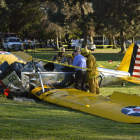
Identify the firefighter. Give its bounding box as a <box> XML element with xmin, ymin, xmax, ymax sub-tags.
<box><xmin>64</xmin><ymin>46</ymin><xmax>81</xmax><ymax>65</ymax></box>
<box><xmin>51</xmin><ymin>47</ymin><xmax>74</xmax><ymax>87</ymax></box>
<box><xmin>51</xmin><ymin>47</ymin><xmax>67</xmax><ymax>63</ymax></box>
<box><xmin>64</xmin><ymin>53</ymin><xmax>74</xmax><ymax>65</ymax></box>
<box><xmin>81</xmin><ymin>48</ymin><xmax>100</xmax><ymax>94</ymax></box>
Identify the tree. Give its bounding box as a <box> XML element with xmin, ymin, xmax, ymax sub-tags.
<box><xmin>0</xmin><ymin>0</ymin><xmax>43</xmax><ymax>37</ymax></box>
<box><xmin>0</xmin><ymin>0</ymin><xmax>8</xmax><ymax>31</ymax></box>
<box><xmin>92</xmin><ymin>0</ymin><xmax>140</xmax><ymax>52</ymax></box>
<box><xmin>46</xmin><ymin>0</ymin><xmax>94</xmax><ymax>48</ymax></box>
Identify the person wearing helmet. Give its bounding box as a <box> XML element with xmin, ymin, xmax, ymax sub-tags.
<box><xmin>81</xmin><ymin>48</ymin><xmax>100</xmax><ymax>94</ymax></box>
<box><xmin>51</xmin><ymin>47</ymin><xmax>67</xmax><ymax>63</ymax></box>
<box><xmin>72</xmin><ymin>49</ymin><xmax>87</xmax><ymax>91</ymax></box>
<box><xmin>51</xmin><ymin>47</ymin><xmax>74</xmax><ymax>87</ymax></box>
<box><xmin>64</xmin><ymin>53</ymin><xmax>74</xmax><ymax>65</ymax></box>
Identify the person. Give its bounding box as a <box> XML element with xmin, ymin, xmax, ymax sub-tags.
<box><xmin>75</xmin><ymin>46</ymin><xmax>81</xmax><ymax>52</ymax></box>
<box><xmin>73</xmin><ymin>39</ymin><xmax>79</xmax><ymax>50</ymax></box>
<box><xmin>51</xmin><ymin>47</ymin><xmax>74</xmax><ymax>87</ymax></box>
<box><xmin>64</xmin><ymin>46</ymin><xmax>81</xmax><ymax>65</ymax></box>
<box><xmin>39</xmin><ymin>39</ymin><xmax>42</xmax><ymax>48</ymax></box>
<box><xmin>51</xmin><ymin>47</ymin><xmax>67</xmax><ymax>63</ymax></box>
<box><xmin>68</xmin><ymin>39</ymin><xmax>72</xmax><ymax>49</ymax></box>
<box><xmin>64</xmin><ymin>53</ymin><xmax>74</xmax><ymax>65</ymax></box>
<box><xmin>24</xmin><ymin>38</ymin><xmax>29</xmax><ymax>52</ymax></box>
<box><xmin>31</xmin><ymin>39</ymin><xmax>36</xmax><ymax>52</ymax></box>
<box><xmin>72</xmin><ymin>50</ymin><xmax>87</xmax><ymax>91</ymax></box>
<box><xmin>81</xmin><ymin>48</ymin><xmax>100</xmax><ymax>94</ymax></box>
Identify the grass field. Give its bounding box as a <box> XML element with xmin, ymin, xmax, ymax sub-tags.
<box><xmin>0</xmin><ymin>48</ymin><xmax>140</xmax><ymax>140</ymax></box>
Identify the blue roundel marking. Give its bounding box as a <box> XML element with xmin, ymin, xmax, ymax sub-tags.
<box><xmin>0</xmin><ymin>51</ymin><xmax>11</xmax><ymax>55</ymax></box>
<box><xmin>121</xmin><ymin>106</ymin><xmax>140</xmax><ymax>117</ymax></box>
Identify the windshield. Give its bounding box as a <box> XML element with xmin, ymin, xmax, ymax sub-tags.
<box><xmin>9</xmin><ymin>39</ymin><xmax>21</xmax><ymax>42</ymax></box>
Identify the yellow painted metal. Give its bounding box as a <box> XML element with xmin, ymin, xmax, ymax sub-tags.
<box><xmin>30</xmin><ymin>87</ymin><xmax>140</xmax><ymax>123</ymax></box>
<box><xmin>119</xmin><ymin>75</ymin><xmax>140</xmax><ymax>85</ymax></box>
<box><xmin>116</xmin><ymin>43</ymin><xmax>134</xmax><ymax>72</ymax></box>
<box><xmin>0</xmin><ymin>52</ymin><xmax>26</xmax><ymax>65</ymax></box>
<box><xmin>13</xmin><ymin>51</ymin><xmax>33</xmax><ymax>62</ymax></box>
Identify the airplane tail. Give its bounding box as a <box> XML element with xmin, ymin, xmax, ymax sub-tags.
<box><xmin>117</xmin><ymin>43</ymin><xmax>140</xmax><ymax>78</ymax></box>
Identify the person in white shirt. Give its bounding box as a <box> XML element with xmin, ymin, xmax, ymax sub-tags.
<box><xmin>31</xmin><ymin>39</ymin><xmax>36</xmax><ymax>52</ymax></box>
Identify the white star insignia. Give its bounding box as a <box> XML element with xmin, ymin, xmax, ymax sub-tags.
<box><xmin>125</xmin><ymin>106</ymin><xmax>140</xmax><ymax>115</ymax></box>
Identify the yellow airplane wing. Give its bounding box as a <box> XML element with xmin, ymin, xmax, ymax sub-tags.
<box><xmin>30</xmin><ymin>86</ymin><xmax>140</xmax><ymax>123</ymax></box>
<box><xmin>119</xmin><ymin>75</ymin><xmax>140</xmax><ymax>84</ymax></box>
<box><xmin>13</xmin><ymin>51</ymin><xmax>33</xmax><ymax>62</ymax></box>
<box><xmin>0</xmin><ymin>51</ymin><xmax>27</xmax><ymax>65</ymax></box>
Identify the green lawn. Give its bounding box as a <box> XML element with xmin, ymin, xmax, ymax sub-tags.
<box><xmin>0</xmin><ymin>48</ymin><xmax>140</xmax><ymax>140</ymax></box>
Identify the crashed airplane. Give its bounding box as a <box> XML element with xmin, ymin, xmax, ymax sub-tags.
<box><xmin>0</xmin><ymin>43</ymin><xmax>140</xmax><ymax>123</ymax></box>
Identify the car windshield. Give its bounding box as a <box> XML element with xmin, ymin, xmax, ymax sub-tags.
<box><xmin>9</xmin><ymin>39</ymin><xmax>20</xmax><ymax>42</ymax></box>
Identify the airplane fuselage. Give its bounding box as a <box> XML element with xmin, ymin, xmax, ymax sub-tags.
<box><xmin>98</xmin><ymin>67</ymin><xmax>130</xmax><ymax>87</ymax></box>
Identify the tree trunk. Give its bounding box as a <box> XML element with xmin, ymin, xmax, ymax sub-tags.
<box><xmin>65</xmin><ymin>33</ymin><xmax>69</xmax><ymax>43</ymax></box>
<box><xmin>83</xmin><ymin>28</ymin><xmax>87</xmax><ymax>48</ymax></box>
<box><xmin>56</xmin><ymin>30</ymin><xmax>59</xmax><ymax>49</ymax></box>
<box><xmin>112</xmin><ymin>34</ymin><xmax>117</xmax><ymax>49</ymax></box>
<box><xmin>80</xmin><ymin>2</ymin><xmax>87</xmax><ymax>48</ymax></box>
<box><xmin>59</xmin><ymin>29</ymin><xmax>61</xmax><ymax>43</ymax></box>
<box><xmin>132</xmin><ymin>37</ymin><xmax>135</xmax><ymax>43</ymax></box>
<box><xmin>89</xmin><ymin>36</ymin><xmax>93</xmax><ymax>44</ymax></box>
<box><xmin>116</xmin><ymin>37</ymin><xmax>120</xmax><ymax>47</ymax></box>
<box><xmin>120</xmin><ymin>31</ymin><xmax>126</xmax><ymax>53</ymax></box>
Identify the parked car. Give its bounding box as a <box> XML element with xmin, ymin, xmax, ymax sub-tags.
<box><xmin>71</xmin><ymin>39</ymin><xmax>96</xmax><ymax>51</ymax></box>
<box><xmin>3</xmin><ymin>37</ymin><xmax>24</xmax><ymax>52</ymax></box>
<box><xmin>0</xmin><ymin>32</ymin><xmax>17</xmax><ymax>48</ymax></box>
<box><xmin>78</xmin><ymin>39</ymin><xmax>96</xmax><ymax>51</ymax></box>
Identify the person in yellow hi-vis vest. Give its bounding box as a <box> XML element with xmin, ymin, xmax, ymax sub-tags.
<box><xmin>81</xmin><ymin>48</ymin><xmax>100</xmax><ymax>94</ymax></box>
<box><xmin>51</xmin><ymin>47</ymin><xmax>67</xmax><ymax>63</ymax></box>
<box><xmin>51</xmin><ymin>47</ymin><xmax>74</xmax><ymax>87</ymax></box>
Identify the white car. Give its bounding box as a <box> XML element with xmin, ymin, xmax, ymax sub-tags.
<box><xmin>3</xmin><ymin>37</ymin><xmax>24</xmax><ymax>52</ymax></box>
<box><xmin>78</xmin><ymin>39</ymin><xmax>96</xmax><ymax>51</ymax></box>
<box><xmin>72</xmin><ymin>39</ymin><xmax>96</xmax><ymax>51</ymax></box>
